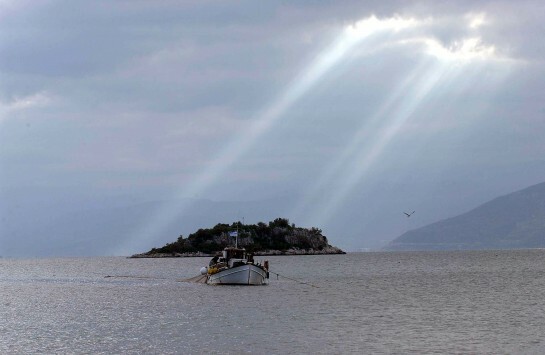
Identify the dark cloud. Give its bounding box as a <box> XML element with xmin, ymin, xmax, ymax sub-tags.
<box><xmin>1</xmin><ymin>0</ymin><xmax>545</xmax><ymax>255</ymax></box>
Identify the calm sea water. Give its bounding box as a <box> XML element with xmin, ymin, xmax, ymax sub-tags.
<box><xmin>1</xmin><ymin>250</ymin><xmax>545</xmax><ymax>354</ymax></box>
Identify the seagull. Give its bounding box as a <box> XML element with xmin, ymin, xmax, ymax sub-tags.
<box><xmin>404</xmin><ymin>211</ymin><xmax>415</xmax><ymax>217</ymax></box>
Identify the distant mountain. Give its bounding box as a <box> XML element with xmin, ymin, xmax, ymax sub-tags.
<box><xmin>386</xmin><ymin>182</ymin><xmax>545</xmax><ymax>251</ymax></box>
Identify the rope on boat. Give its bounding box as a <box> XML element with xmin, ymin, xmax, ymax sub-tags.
<box><xmin>104</xmin><ymin>275</ymin><xmax>170</xmax><ymax>280</ymax></box>
<box><xmin>104</xmin><ymin>272</ymin><xmax>317</xmax><ymax>287</ymax></box>
<box><xmin>268</xmin><ymin>271</ymin><xmax>319</xmax><ymax>288</ymax></box>
<box><xmin>104</xmin><ymin>274</ymin><xmax>204</xmax><ymax>283</ymax></box>
<box><xmin>181</xmin><ymin>274</ymin><xmax>208</xmax><ymax>283</ymax></box>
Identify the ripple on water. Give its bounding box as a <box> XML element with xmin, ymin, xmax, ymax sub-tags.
<box><xmin>1</xmin><ymin>251</ymin><xmax>545</xmax><ymax>353</ymax></box>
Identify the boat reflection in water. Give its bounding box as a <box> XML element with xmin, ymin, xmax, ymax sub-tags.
<box><xmin>201</xmin><ymin>247</ymin><xmax>269</xmax><ymax>285</ymax></box>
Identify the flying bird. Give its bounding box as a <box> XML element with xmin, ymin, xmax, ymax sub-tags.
<box><xmin>404</xmin><ymin>211</ymin><xmax>415</xmax><ymax>217</ymax></box>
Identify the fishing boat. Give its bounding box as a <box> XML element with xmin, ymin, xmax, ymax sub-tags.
<box><xmin>199</xmin><ymin>230</ymin><xmax>269</xmax><ymax>285</ymax></box>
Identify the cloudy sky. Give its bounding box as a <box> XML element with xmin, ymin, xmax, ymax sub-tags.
<box><xmin>1</xmin><ymin>1</ymin><xmax>545</xmax><ymax>256</ymax></box>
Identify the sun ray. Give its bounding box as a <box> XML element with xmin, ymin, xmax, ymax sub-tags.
<box><xmin>304</xmin><ymin>60</ymin><xmax>456</xmax><ymax>226</ymax></box>
<box><xmin>114</xmin><ymin>16</ymin><xmax>422</xmax><ymax>254</ymax></box>
<box><xmin>290</xmin><ymin>59</ymin><xmax>433</xmax><ymax>218</ymax></box>
<box><xmin>300</xmin><ymin>54</ymin><xmax>513</xmax><ymax>228</ymax></box>
<box><xmin>113</xmin><ymin>13</ymin><xmax>516</xmax><ymax>255</ymax></box>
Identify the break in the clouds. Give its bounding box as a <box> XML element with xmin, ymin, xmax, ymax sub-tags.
<box><xmin>1</xmin><ymin>1</ymin><xmax>545</xmax><ymax>256</ymax></box>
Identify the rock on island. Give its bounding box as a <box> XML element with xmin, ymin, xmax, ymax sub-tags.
<box><xmin>131</xmin><ymin>218</ymin><xmax>345</xmax><ymax>258</ymax></box>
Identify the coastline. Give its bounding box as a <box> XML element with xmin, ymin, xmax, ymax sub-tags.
<box><xmin>129</xmin><ymin>246</ymin><xmax>345</xmax><ymax>258</ymax></box>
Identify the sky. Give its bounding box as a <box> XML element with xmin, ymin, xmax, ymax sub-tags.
<box><xmin>1</xmin><ymin>0</ymin><xmax>545</xmax><ymax>256</ymax></box>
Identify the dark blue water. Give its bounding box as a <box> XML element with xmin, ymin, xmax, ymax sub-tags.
<box><xmin>1</xmin><ymin>250</ymin><xmax>544</xmax><ymax>353</ymax></box>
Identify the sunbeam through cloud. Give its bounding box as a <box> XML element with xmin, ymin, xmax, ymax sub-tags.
<box><xmin>117</xmin><ymin>12</ymin><xmax>515</xmax><ymax>255</ymax></box>
<box><xmin>117</xmin><ymin>15</ymin><xmax>425</xmax><ymax>254</ymax></box>
<box><xmin>2</xmin><ymin>0</ymin><xmax>540</xmax><ymax>260</ymax></box>
<box><xmin>295</xmin><ymin>33</ymin><xmax>513</xmax><ymax>227</ymax></box>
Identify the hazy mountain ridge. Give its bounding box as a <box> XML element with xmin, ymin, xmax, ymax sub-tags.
<box><xmin>386</xmin><ymin>182</ymin><xmax>545</xmax><ymax>250</ymax></box>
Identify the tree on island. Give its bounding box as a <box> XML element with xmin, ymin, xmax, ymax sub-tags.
<box><xmin>141</xmin><ymin>218</ymin><xmax>343</xmax><ymax>256</ymax></box>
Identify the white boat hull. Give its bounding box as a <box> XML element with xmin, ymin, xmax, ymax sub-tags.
<box><xmin>207</xmin><ymin>264</ymin><xmax>268</xmax><ymax>285</ymax></box>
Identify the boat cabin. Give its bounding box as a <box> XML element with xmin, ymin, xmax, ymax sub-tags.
<box><xmin>223</xmin><ymin>247</ymin><xmax>246</xmax><ymax>260</ymax></box>
<box><xmin>212</xmin><ymin>247</ymin><xmax>253</xmax><ymax>268</ymax></box>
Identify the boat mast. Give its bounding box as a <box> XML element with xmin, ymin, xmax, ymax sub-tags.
<box><xmin>236</xmin><ymin>217</ymin><xmax>244</xmax><ymax>249</ymax></box>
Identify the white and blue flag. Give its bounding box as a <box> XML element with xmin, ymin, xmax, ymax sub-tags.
<box><xmin>229</xmin><ymin>231</ymin><xmax>238</xmax><ymax>237</ymax></box>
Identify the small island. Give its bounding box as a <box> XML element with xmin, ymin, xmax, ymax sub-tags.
<box><xmin>131</xmin><ymin>217</ymin><xmax>345</xmax><ymax>257</ymax></box>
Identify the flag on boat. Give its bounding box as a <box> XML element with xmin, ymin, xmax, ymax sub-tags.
<box><xmin>229</xmin><ymin>231</ymin><xmax>238</xmax><ymax>237</ymax></box>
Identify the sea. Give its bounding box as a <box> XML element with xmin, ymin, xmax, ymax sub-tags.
<box><xmin>1</xmin><ymin>250</ymin><xmax>545</xmax><ymax>354</ymax></box>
